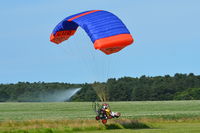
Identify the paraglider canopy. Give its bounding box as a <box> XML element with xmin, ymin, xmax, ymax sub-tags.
<box><xmin>50</xmin><ymin>10</ymin><xmax>134</xmax><ymax>55</ymax></box>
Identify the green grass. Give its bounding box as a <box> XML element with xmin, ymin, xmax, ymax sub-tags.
<box><xmin>1</xmin><ymin>101</ymin><xmax>200</xmax><ymax>132</ymax></box>
<box><xmin>1</xmin><ymin>101</ymin><xmax>200</xmax><ymax>120</ymax></box>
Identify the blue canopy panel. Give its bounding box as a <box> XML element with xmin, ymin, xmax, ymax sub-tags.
<box><xmin>50</xmin><ymin>10</ymin><xmax>134</xmax><ymax>55</ymax></box>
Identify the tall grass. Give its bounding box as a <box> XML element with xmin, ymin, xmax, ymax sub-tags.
<box><xmin>0</xmin><ymin>119</ymin><xmax>102</xmax><ymax>132</ymax></box>
<box><xmin>0</xmin><ymin>119</ymin><xmax>150</xmax><ymax>132</ymax></box>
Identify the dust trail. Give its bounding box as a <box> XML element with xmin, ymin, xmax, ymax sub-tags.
<box><xmin>39</xmin><ymin>88</ymin><xmax>81</xmax><ymax>102</ymax></box>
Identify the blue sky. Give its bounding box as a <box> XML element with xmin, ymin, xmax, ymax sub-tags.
<box><xmin>0</xmin><ymin>0</ymin><xmax>200</xmax><ymax>84</ymax></box>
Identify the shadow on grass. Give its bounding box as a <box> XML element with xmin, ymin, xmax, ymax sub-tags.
<box><xmin>106</xmin><ymin>119</ymin><xmax>150</xmax><ymax>130</ymax></box>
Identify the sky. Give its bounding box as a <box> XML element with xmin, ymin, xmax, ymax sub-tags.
<box><xmin>0</xmin><ymin>0</ymin><xmax>200</xmax><ymax>84</ymax></box>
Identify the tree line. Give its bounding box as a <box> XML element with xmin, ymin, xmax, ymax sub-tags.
<box><xmin>0</xmin><ymin>82</ymin><xmax>80</xmax><ymax>102</ymax></box>
<box><xmin>71</xmin><ymin>73</ymin><xmax>200</xmax><ymax>101</ymax></box>
<box><xmin>0</xmin><ymin>73</ymin><xmax>200</xmax><ymax>102</ymax></box>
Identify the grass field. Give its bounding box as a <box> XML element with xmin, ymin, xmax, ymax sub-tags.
<box><xmin>1</xmin><ymin>101</ymin><xmax>200</xmax><ymax>132</ymax></box>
